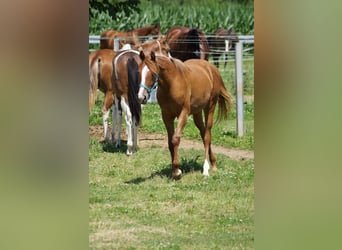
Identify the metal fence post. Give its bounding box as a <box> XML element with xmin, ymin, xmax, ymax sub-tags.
<box><xmin>235</xmin><ymin>41</ymin><xmax>244</xmax><ymax>137</ymax></box>
<box><xmin>114</xmin><ymin>38</ymin><xmax>119</xmax><ymax>51</ymax></box>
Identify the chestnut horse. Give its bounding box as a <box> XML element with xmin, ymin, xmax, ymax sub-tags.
<box><xmin>165</xmin><ymin>26</ymin><xmax>209</xmax><ymax>61</ymax></box>
<box><xmin>100</xmin><ymin>24</ymin><xmax>162</xmax><ymax>50</ymax></box>
<box><xmin>111</xmin><ymin>38</ymin><xmax>170</xmax><ymax>155</ymax></box>
<box><xmin>138</xmin><ymin>51</ymin><xmax>233</xmax><ymax>179</ymax></box>
<box><xmin>89</xmin><ymin>49</ymin><xmax>117</xmax><ymax>141</ymax></box>
<box><xmin>208</xmin><ymin>28</ymin><xmax>239</xmax><ymax>69</ymax></box>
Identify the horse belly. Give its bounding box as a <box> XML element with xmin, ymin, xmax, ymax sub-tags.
<box><xmin>189</xmin><ymin>94</ymin><xmax>209</xmax><ymax>114</ymax></box>
<box><xmin>157</xmin><ymin>90</ymin><xmax>185</xmax><ymax>117</ymax></box>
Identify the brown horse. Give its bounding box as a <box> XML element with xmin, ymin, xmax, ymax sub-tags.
<box><xmin>208</xmin><ymin>28</ymin><xmax>239</xmax><ymax>69</ymax></box>
<box><xmin>138</xmin><ymin>51</ymin><xmax>233</xmax><ymax>179</ymax></box>
<box><xmin>89</xmin><ymin>49</ymin><xmax>117</xmax><ymax>141</ymax></box>
<box><xmin>165</xmin><ymin>26</ymin><xmax>209</xmax><ymax>61</ymax></box>
<box><xmin>100</xmin><ymin>24</ymin><xmax>162</xmax><ymax>50</ymax></box>
<box><xmin>111</xmin><ymin>38</ymin><xmax>170</xmax><ymax>155</ymax></box>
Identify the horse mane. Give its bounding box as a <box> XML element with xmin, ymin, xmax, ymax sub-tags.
<box><xmin>152</xmin><ymin>55</ymin><xmax>190</xmax><ymax>81</ymax></box>
<box><xmin>169</xmin><ymin>57</ymin><xmax>189</xmax><ymax>77</ymax></box>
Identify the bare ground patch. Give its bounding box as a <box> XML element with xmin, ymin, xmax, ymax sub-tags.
<box><xmin>89</xmin><ymin>125</ymin><xmax>254</xmax><ymax>161</ymax></box>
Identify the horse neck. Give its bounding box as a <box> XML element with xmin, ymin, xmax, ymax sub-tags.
<box><xmin>133</xmin><ymin>26</ymin><xmax>153</xmax><ymax>36</ymax></box>
<box><xmin>142</xmin><ymin>41</ymin><xmax>161</xmax><ymax>55</ymax></box>
<box><xmin>155</xmin><ymin>57</ymin><xmax>186</xmax><ymax>87</ymax></box>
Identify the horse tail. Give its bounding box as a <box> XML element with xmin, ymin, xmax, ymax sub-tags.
<box><xmin>215</xmin><ymin>69</ymin><xmax>233</xmax><ymax>122</ymax></box>
<box><xmin>217</xmin><ymin>86</ymin><xmax>233</xmax><ymax>122</ymax></box>
<box><xmin>127</xmin><ymin>56</ymin><xmax>141</xmax><ymax>125</ymax></box>
<box><xmin>89</xmin><ymin>56</ymin><xmax>100</xmax><ymax>113</ymax></box>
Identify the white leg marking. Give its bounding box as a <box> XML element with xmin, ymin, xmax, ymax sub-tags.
<box><xmin>102</xmin><ymin>110</ymin><xmax>110</xmax><ymax>141</ymax></box>
<box><xmin>203</xmin><ymin>159</ymin><xmax>210</xmax><ymax>176</ymax></box>
<box><xmin>111</xmin><ymin>103</ymin><xmax>115</xmax><ymax>142</ymax></box>
<box><xmin>113</xmin><ymin>96</ymin><xmax>122</xmax><ymax>147</ymax></box>
<box><xmin>121</xmin><ymin>98</ymin><xmax>133</xmax><ymax>155</ymax></box>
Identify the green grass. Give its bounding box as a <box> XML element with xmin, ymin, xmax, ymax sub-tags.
<box><xmin>89</xmin><ymin>142</ymin><xmax>254</xmax><ymax>249</ymax></box>
<box><xmin>89</xmin><ymin>57</ymin><xmax>254</xmax><ymax>249</ymax></box>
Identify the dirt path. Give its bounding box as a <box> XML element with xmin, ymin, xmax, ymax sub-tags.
<box><xmin>89</xmin><ymin>125</ymin><xmax>254</xmax><ymax>161</ymax></box>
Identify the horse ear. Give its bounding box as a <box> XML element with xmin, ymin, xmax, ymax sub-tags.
<box><xmin>139</xmin><ymin>51</ymin><xmax>145</xmax><ymax>60</ymax></box>
<box><xmin>151</xmin><ymin>51</ymin><xmax>156</xmax><ymax>61</ymax></box>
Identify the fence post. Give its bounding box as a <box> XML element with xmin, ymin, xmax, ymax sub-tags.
<box><xmin>235</xmin><ymin>41</ymin><xmax>244</xmax><ymax>137</ymax></box>
<box><xmin>114</xmin><ymin>38</ymin><xmax>120</xmax><ymax>51</ymax></box>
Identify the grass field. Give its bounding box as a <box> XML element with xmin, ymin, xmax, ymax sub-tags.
<box><xmin>89</xmin><ymin>57</ymin><xmax>254</xmax><ymax>249</ymax></box>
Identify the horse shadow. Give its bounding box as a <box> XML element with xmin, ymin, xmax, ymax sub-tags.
<box><xmin>100</xmin><ymin>139</ymin><xmax>128</xmax><ymax>154</ymax></box>
<box><xmin>125</xmin><ymin>156</ymin><xmax>203</xmax><ymax>184</ymax></box>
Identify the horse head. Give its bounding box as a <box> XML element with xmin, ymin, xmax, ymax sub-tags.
<box><xmin>138</xmin><ymin>51</ymin><xmax>160</xmax><ymax>104</ymax></box>
<box><xmin>150</xmin><ymin>24</ymin><xmax>162</xmax><ymax>36</ymax></box>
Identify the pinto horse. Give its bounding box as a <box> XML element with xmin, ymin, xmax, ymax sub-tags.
<box><xmin>208</xmin><ymin>28</ymin><xmax>239</xmax><ymax>69</ymax></box>
<box><xmin>138</xmin><ymin>51</ymin><xmax>233</xmax><ymax>179</ymax></box>
<box><xmin>165</xmin><ymin>26</ymin><xmax>209</xmax><ymax>61</ymax></box>
<box><xmin>89</xmin><ymin>49</ymin><xmax>117</xmax><ymax>141</ymax></box>
<box><xmin>111</xmin><ymin>49</ymin><xmax>141</xmax><ymax>155</ymax></box>
<box><xmin>110</xmin><ymin>38</ymin><xmax>170</xmax><ymax>155</ymax></box>
<box><xmin>100</xmin><ymin>24</ymin><xmax>162</xmax><ymax>50</ymax></box>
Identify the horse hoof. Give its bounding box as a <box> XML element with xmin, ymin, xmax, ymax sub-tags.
<box><xmin>126</xmin><ymin>147</ymin><xmax>136</xmax><ymax>156</ymax></box>
<box><xmin>202</xmin><ymin>171</ymin><xmax>210</xmax><ymax>177</ymax></box>
<box><xmin>114</xmin><ymin>140</ymin><xmax>121</xmax><ymax>148</ymax></box>
<box><xmin>172</xmin><ymin>169</ymin><xmax>182</xmax><ymax>180</ymax></box>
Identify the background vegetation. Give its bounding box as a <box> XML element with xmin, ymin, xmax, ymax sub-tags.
<box><xmin>89</xmin><ymin>0</ymin><xmax>254</xmax><ymax>35</ymax></box>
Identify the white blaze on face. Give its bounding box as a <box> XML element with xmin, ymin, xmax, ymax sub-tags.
<box><xmin>138</xmin><ymin>65</ymin><xmax>150</xmax><ymax>101</ymax></box>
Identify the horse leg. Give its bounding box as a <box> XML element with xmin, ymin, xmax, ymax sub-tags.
<box><xmin>111</xmin><ymin>103</ymin><xmax>115</xmax><ymax>142</ymax></box>
<box><xmin>102</xmin><ymin>109</ymin><xmax>110</xmax><ymax>141</ymax></box>
<box><xmin>223</xmin><ymin>52</ymin><xmax>228</xmax><ymax>70</ymax></box>
<box><xmin>203</xmin><ymin>106</ymin><xmax>218</xmax><ymax>174</ymax></box>
<box><xmin>161</xmin><ymin>112</ymin><xmax>180</xmax><ymax>179</ymax></box>
<box><xmin>171</xmin><ymin>110</ymin><xmax>189</xmax><ymax>179</ymax></box>
<box><xmin>120</xmin><ymin>98</ymin><xmax>134</xmax><ymax>155</ymax></box>
<box><xmin>213</xmin><ymin>53</ymin><xmax>219</xmax><ymax>68</ymax></box>
<box><xmin>102</xmin><ymin>91</ymin><xmax>114</xmax><ymax>141</ymax></box>
<box><xmin>193</xmin><ymin>112</ymin><xmax>210</xmax><ymax>176</ymax></box>
<box><xmin>113</xmin><ymin>96</ymin><xmax>122</xmax><ymax>148</ymax></box>
<box><xmin>132</xmin><ymin>116</ymin><xmax>138</xmax><ymax>153</ymax></box>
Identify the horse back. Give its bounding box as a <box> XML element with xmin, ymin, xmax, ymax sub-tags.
<box><xmin>182</xmin><ymin>60</ymin><xmax>223</xmax><ymax>110</ymax></box>
<box><xmin>100</xmin><ymin>30</ymin><xmax>119</xmax><ymax>49</ymax></box>
<box><xmin>112</xmin><ymin>51</ymin><xmax>141</xmax><ymax>97</ymax></box>
<box><xmin>89</xmin><ymin>49</ymin><xmax>116</xmax><ymax>93</ymax></box>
